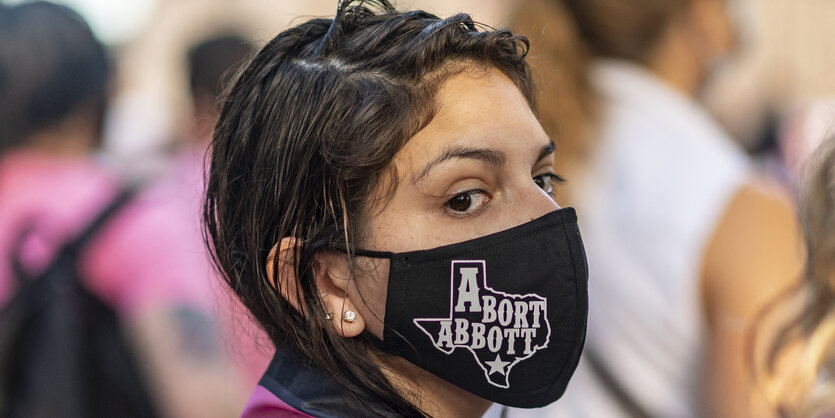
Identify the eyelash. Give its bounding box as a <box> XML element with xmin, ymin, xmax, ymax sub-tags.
<box><xmin>534</xmin><ymin>173</ymin><xmax>566</xmax><ymax>197</ymax></box>
<box><xmin>443</xmin><ymin>173</ymin><xmax>565</xmax><ymax>216</ymax></box>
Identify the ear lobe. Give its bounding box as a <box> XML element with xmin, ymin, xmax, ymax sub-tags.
<box><xmin>320</xmin><ymin>290</ymin><xmax>366</xmax><ymax>338</ymax></box>
<box><xmin>266</xmin><ymin>239</ymin><xmax>366</xmax><ymax>338</ymax></box>
<box><xmin>316</xmin><ymin>252</ymin><xmax>366</xmax><ymax>338</ymax></box>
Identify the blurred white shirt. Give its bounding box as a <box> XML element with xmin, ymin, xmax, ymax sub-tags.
<box><xmin>508</xmin><ymin>60</ymin><xmax>750</xmax><ymax>417</ymax></box>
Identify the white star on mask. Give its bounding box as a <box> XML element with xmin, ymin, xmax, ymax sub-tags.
<box><xmin>485</xmin><ymin>354</ymin><xmax>510</xmax><ymax>375</ymax></box>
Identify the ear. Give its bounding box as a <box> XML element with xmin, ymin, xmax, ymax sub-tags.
<box><xmin>266</xmin><ymin>239</ymin><xmax>365</xmax><ymax>338</ymax></box>
<box><xmin>315</xmin><ymin>251</ymin><xmax>366</xmax><ymax>338</ymax></box>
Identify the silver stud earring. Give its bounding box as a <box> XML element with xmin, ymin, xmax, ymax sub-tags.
<box><xmin>325</xmin><ymin>312</ymin><xmax>334</xmax><ymax>321</ymax></box>
<box><xmin>342</xmin><ymin>310</ymin><xmax>356</xmax><ymax>323</ymax></box>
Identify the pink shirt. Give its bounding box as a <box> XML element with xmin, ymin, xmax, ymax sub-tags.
<box><xmin>241</xmin><ymin>386</ymin><xmax>313</xmax><ymax>417</ymax></box>
<box><xmin>163</xmin><ymin>144</ymin><xmax>274</xmax><ymax>387</ymax></box>
<box><xmin>0</xmin><ymin>149</ymin><xmax>272</xmax><ymax>393</ymax></box>
<box><xmin>0</xmin><ymin>150</ymin><xmax>207</xmax><ymax>315</ymax></box>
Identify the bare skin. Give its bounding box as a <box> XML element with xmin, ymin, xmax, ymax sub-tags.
<box><xmin>649</xmin><ymin>1</ymin><xmax>805</xmax><ymax>416</ymax></box>
<box><xmin>23</xmin><ymin>106</ymin><xmax>99</xmax><ymax>156</ymax></box>
<box><xmin>647</xmin><ymin>0</ymin><xmax>737</xmax><ymax>96</ymax></box>
<box><xmin>271</xmin><ymin>66</ymin><xmax>561</xmax><ymax>417</ymax></box>
<box><xmin>701</xmin><ymin>182</ymin><xmax>804</xmax><ymax>417</ymax></box>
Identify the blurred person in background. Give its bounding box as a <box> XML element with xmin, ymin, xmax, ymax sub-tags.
<box><xmin>503</xmin><ymin>0</ymin><xmax>595</xmax><ymax>208</ymax></box>
<box><xmin>187</xmin><ymin>34</ymin><xmax>254</xmax><ymax>147</ymax></box>
<box><xmin>506</xmin><ymin>0</ymin><xmax>804</xmax><ymax>416</ymax></box>
<box><xmin>759</xmin><ymin>134</ymin><xmax>835</xmax><ymax>418</ymax></box>
<box><xmin>182</xmin><ymin>32</ymin><xmax>273</xmax><ymax>388</ymax></box>
<box><xmin>776</xmin><ymin>100</ymin><xmax>835</xmax><ymax>189</ymax></box>
<box><xmin>0</xmin><ymin>2</ymin><xmax>248</xmax><ymax>416</ymax></box>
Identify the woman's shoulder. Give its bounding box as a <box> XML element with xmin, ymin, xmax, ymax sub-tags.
<box><xmin>592</xmin><ymin>59</ymin><xmax>746</xmax><ymax>159</ymax></box>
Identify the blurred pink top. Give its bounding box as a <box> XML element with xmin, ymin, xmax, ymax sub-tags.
<box><xmin>162</xmin><ymin>143</ymin><xmax>274</xmax><ymax>388</ymax></box>
<box><xmin>0</xmin><ymin>148</ymin><xmax>272</xmax><ymax>390</ymax></box>
<box><xmin>240</xmin><ymin>386</ymin><xmax>313</xmax><ymax>418</ymax></box>
<box><xmin>0</xmin><ymin>150</ymin><xmax>210</xmax><ymax>315</ymax></box>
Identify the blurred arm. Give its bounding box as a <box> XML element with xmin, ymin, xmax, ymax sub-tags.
<box><xmin>701</xmin><ymin>181</ymin><xmax>805</xmax><ymax>417</ymax></box>
<box><xmin>127</xmin><ymin>307</ymin><xmax>249</xmax><ymax>418</ymax></box>
<box><xmin>86</xmin><ymin>201</ymin><xmax>252</xmax><ymax>418</ymax></box>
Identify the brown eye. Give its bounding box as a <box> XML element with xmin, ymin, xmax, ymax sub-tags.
<box><xmin>448</xmin><ymin>194</ymin><xmax>472</xmax><ymax>212</ymax></box>
<box><xmin>533</xmin><ymin>173</ymin><xmax>565</xmax><ymax>197</ymax></box>
<box><xmin>534</xmin><ymin>175</ymin><xmax>551</xmax><ymax>194</ymax></box>
<box><xmin>444</xmin><ymin>190</ymin><xmax>490</xmax><ymax>216</ymax></box>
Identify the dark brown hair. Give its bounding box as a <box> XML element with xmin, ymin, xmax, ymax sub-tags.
<box><xmin>203</xmin><ymin>1</ymin><xmax>533</xmax><ymax>414</ymax></box>
<box><xmin>187</xmin><ymin>33</ymin><xmax>254</xmax><ymax>109</ymax></box>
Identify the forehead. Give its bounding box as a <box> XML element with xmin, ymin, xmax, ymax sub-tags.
<box><xmin>394</xmin><ymin>67</ymin><xmax>544</xmax><ymax>169</ymax></box>
<box><xmin>433</xmin><ymin>67</ymin><xmax>533</xmax><ymax>132</ymax></box>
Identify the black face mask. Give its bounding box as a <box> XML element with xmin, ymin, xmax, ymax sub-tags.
<box><xmin>356</xmin><ymin>208</ymin><xmax>588</xmax><ymax>408</ymax></box>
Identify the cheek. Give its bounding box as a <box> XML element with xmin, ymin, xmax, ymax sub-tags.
<box><xmin>367</xmin><ymin>205</ymin><xmax>444</xmax><ymax>252</ymax></box>
<box><xmin>350</xmin><ymin>257</ymin><xmax>390</xmax><ymax>339</ymax></box>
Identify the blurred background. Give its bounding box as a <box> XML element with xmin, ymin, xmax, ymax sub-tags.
<box><xmin>42</xmin><ymin>0</ymin><xmax>516</xmax><ymax>175</ymax></box>
<box><xmin>1</xmin><ymin>0</ymin><xmax>834</xmax><ymax>417</ymax></box>
<box><xmin>2</xmin><ymin>0</ymin><xmax>828</xmax><ymax>176</ymax></box>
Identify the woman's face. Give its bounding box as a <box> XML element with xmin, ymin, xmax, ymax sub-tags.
<box><xmin>351</xmin><ymin>66</ymin><xmax>561</xmax><ymax>338</ymax></box>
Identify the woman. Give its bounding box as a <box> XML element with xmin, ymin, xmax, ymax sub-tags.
<box><xmin>203</xmin><ymin>1</ymin><xmax>589</xmax><ymax>416</ymax></box>
<box><xmin>762</xmin><ymin>135</ymin><xmax>835</xmax><ymax>417</ymax></box>
<box><xmin>507</xmin><ymin>0</ymin><xmax>804</xmax><ymax>416</ymax></box>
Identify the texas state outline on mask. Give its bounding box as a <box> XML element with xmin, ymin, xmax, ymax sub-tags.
<box><xmin>413</xmin><ymin>260</ymin><xmax>551</xmax><ymax>388</ymax></box>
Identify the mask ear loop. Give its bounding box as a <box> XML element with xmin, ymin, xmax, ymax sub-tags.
<box><xmin>351</xmin><ymin>249</ymin><xmax>394</xmax><ymax>259</ymax></box>
<box><xmin>322</xmin><ymin>247</ymin><xmax>393</xmax><ymax>337</ymax></box>
<box><xmin>339</xmin><ymin>248</ymin><xmax>393</xmax><ymax>348</ymax></box>
<box><xmin>348</xmin><ymin>249</ymin><xmax>422</xmax><ymax>355</ymax></box>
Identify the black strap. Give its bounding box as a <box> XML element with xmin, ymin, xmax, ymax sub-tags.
<box><xmin>585</xmin><ymin>349</ymin><xmax>653</xmax><ymax>418</ymax></box>
<box><xmin>307</xmin><ymin>237</ymin><xmax>393</xmax><ymax>259</ymax></box>
<box><xmin>8</xmin><ymin>224</ymin><xmax>35</xmax><ymax>286</ymax></box>
<box><xmin>351</xmin><ymin>248</ymin><xmax>393</xmax><ymax>259</ymax></box>
<box><xmin>62</xmin><ymin>186</ymin><xmax>138</xmax><ymax>258</ymax></box>
<box><xmin>9</xmin><ymin>186</ymin><xmax>139</xmax><ymax>284</ymax></box>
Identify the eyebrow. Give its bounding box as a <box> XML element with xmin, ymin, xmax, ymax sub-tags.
<box><xmin>412</xmin><ymin>140</ymin><xmax>556</xmax><ymax>183</ymax></box>
<box><xmin>537</xmin><ymin>141</ymin><xmax>557</xmax><ymax>163</ymax></box>
<box><xmin>413</xmin><ymin>145</ymin><xmax>506</xmax><ymax>183</ymax></box>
